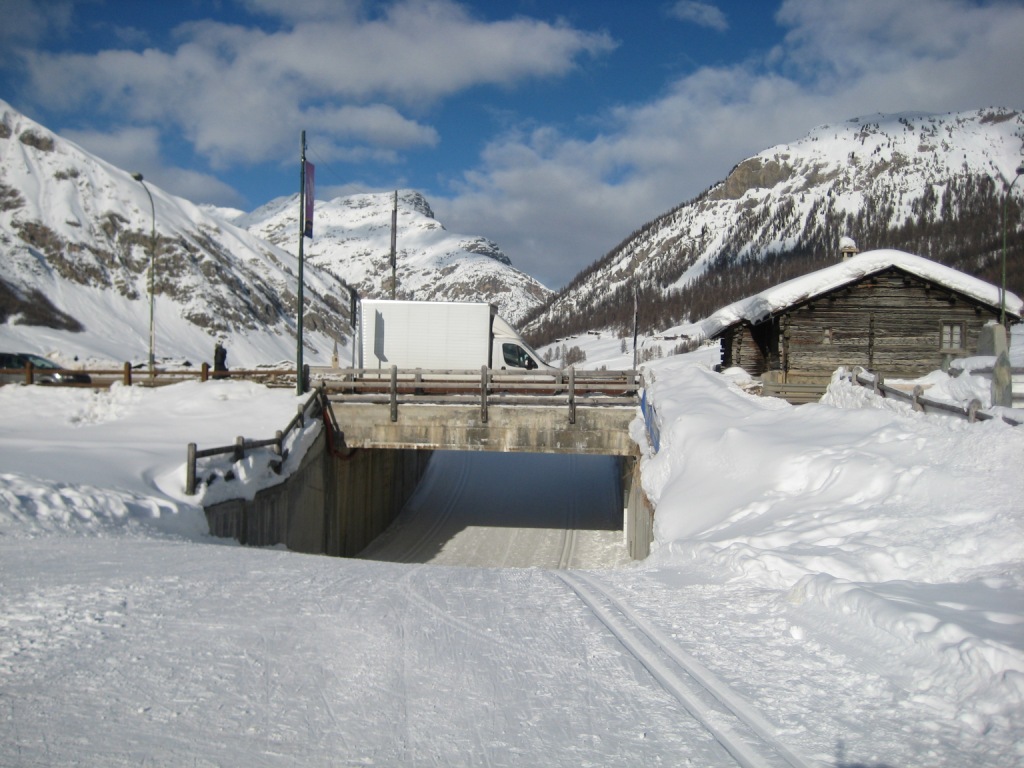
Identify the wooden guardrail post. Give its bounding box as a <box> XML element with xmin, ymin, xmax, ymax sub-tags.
<box><xmin>186</xmin><ymin>443</ymin><xmax>197</xmax><ymax>495</ymax></box>
<box><xmin>389</xmin><ymin>365</ymin><xmax>398</xmax><ymax>422</ymax></box>
<box><xmin>123</xmin><ymin>362</ymin><xmax>132</xmax><ymax>386</ymax></box>
<box><xmin>201</xmin><ymin>362</ymin><xmax>209</xmax><ymax>382</ymax></box>
<box><xmin>234</xmin><ymin>436</ymin><xmax>244</xmax><ymax>462</ymax></box>
<box><xmin>25</xmin><ymin>361</ymin><xmax>33</xmax><ymax>385</ymax></box>
<box><xmin>568</xmin><ymin>365</ymin><xmax>576</xmax><ymax>424</ymax></box>
<box><xmin>967</xmin><ymin>399</ymin><xmax>981</xmax><ymax>423</ymax></box>
<box><xmin>480</xmin><ymin>365</ymin><xmax>489</xmax><ymax>423</ymax></box>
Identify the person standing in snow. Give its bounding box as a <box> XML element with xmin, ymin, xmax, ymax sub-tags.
<box><xmin>213</xmin><ymin>341</ymin><xmax>229</xmax><ymax>379</ymax></box>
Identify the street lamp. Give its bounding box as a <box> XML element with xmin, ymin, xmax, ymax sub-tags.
<box><xmin>1002</xmin><ymin>163</ymin><xmax>1024</xmax><ymax>328</ymax></box>
<box><xmin>132</xmin><ymin>172</ymin><xmax>156</xmax><ymax>377</ymax></box>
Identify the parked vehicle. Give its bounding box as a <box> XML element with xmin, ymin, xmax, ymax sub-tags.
<box><xmin>0</xmin><ymin>353</ymin><xmax>92</xmax><ymax>385</ymax></box>
<box><xmin>357</xmin><ymin>300</ymin><xmax>553</xmax><ymax>373</ymax></box>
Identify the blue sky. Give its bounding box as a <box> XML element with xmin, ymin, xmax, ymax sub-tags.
<box><xmin>2</xmin><ymin>0</ymin><xmax>1023</xmax><ymax>288</ymax></box>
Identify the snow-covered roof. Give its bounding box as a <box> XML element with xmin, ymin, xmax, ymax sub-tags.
<box><xmin>697</xmin><ymin>249</ymin><xmax>1023</xmax><ymax>340</ymax></box>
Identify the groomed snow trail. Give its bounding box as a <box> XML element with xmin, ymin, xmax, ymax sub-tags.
<box><xmin>358</xmin><ymin>451</ymin><xmax>630</xmax><ymax>569</ymax></box>
<box><xmin>557</xmin><ymin>571</ymin><xmax>815</xmax><ymax>768</ymax></box>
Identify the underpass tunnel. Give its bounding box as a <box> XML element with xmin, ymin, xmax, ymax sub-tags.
<box><xmin>356</xmin><ymin>451</ymin><xmax>632</xmax><ymax>569</ymax></box>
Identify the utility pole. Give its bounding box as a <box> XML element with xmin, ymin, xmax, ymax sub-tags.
<box><xmin>296</xmin><ymin>131</ymin><xmax>307</xmax><ymax>395</ymax></box>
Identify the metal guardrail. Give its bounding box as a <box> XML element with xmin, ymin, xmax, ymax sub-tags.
<box><xmin>323</xmin><ymin>365</ymin><xmax>640</xmax><ymax>425</ymax></box>
<box><xmin>185</xmin><ymin>388</ymin><xmax>324</xmax><ymax>495</ymax></box>
<box><xmin>848</xmin><ymin>367</ymin><xmax>1021</xmax><ymax>427</ymax></box>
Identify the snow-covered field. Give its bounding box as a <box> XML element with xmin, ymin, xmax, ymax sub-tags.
<box><xmin>1</xmin><ymin>340</ymin><xmax>1022</xmax><ymax>766</ymax></box>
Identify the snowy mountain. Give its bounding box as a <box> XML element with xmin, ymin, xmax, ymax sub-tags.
<box><xmin>525</xmin><ymin>108</ymin><xmax>1024</xmax><ymax>342</ymax></box>
<box><xmin>0</xmin><ymin>100</ymin><xmax>358</xmax><ymax>368</ymax></box>
<box><xmin>231</xmin><ymin>189</ymin><xmax>551</xmax><ymax>324</ymax></box>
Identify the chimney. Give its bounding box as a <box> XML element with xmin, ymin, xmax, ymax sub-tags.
<box><xmin>839</xmin><ymin>236</ymin><xmax>859</xmax><ymax>261</ymax></box>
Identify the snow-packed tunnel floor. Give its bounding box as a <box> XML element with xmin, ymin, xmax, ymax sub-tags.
<box><xmin>357</xmin><ymin>451</ymin><xmax>632</xmax><ymax>569</ymax></box>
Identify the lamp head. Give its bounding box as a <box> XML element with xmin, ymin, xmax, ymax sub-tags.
<box><xmin>1016</xmin><ymin>164</ymin><xmax>1024</xmax><ymax>176</ymax></box>
<box><xmin>131</xmin><ymin>172</ymin><xmax>144</xmax><ymax>182</ymax></box>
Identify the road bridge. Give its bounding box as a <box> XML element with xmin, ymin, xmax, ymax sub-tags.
<box><xmin>205</xmin><ymin>368</ymin><xmax>656</xmax><ymax>561</ymax></box>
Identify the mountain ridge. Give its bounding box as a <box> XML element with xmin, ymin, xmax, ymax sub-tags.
<box><xmin>522</xmin><ymin>108</ymin><xmax>1024</xmax><ymax>345</ymax></box>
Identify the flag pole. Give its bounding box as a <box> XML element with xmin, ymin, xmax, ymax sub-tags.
<box><xmin>296</xmin><ymin>131</ymin><xmax>307</xmax><ymax>394</ymax></box>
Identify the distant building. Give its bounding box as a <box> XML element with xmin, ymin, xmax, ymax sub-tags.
<box><xmin>697</xmin><ymin>249</ymin><xmax>1022</xmax><ymax>389</ymax></box>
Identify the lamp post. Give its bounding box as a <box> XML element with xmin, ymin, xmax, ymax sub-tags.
<box><xmin>1002</xmin><ymin>163</ymin><xmax>1024</xmax><ymax>328</ymax></box>
<box><xmin>131</xmin><ymin>172</ymin><xmax>156</xmax><ymax>377</ymax></box>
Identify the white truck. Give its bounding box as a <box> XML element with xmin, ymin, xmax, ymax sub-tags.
<box><xmin>357</xmin><ymin>300</ymin><xmax>553</xmax><ymax>372</ymax></box>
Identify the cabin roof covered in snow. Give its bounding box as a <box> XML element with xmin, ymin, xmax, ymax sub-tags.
<box><xmin>692</xmin><ymin>249</ymin><xmax>1023</xmax><ymax>341</ymax></box>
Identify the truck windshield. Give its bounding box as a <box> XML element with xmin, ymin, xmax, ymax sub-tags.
<box><xmin>502</xmin><ymin>343</ymin><xmax>536</xmax><ymax>370</ymax></box>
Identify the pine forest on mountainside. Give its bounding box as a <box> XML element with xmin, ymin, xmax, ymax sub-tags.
<box><xmin>523</xmin><ymin>170</ymin><xmax>1023</xmax><ymax>347</ymax></box>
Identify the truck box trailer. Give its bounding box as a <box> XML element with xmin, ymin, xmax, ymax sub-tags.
<box><xmin>358</xmin><ymin>300</ymin><xmax>552</xmax><ymax>372</ymax></box>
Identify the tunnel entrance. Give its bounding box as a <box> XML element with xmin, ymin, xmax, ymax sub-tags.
<box><xmin>356</xmin><ymin>451</ymin><xmax>630</xmax><ymax>569</ymax></box>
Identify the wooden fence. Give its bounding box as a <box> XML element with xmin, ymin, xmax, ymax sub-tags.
<box><xmin>0</xmin><ymin>362</ymin><xmax>299</xmax><ymax>387</ymax></box>
<box><xmin>848</xmin><ymin>367</ymin><xmax>1022</xmax><ymax>427</ymax></box>
<box><xmin>185</xmin><ymin>387</ymin><xmax>324</xmax><ymax>495</ymax></box>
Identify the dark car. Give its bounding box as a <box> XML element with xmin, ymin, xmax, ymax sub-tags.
<box><xmin>0</xmin><ymin>353</ymin><xmax>92</xmax><ymax>385</ymax></box>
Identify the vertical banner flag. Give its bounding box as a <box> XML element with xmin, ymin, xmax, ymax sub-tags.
<box><xmin>303</xmin><ymin>161</ymin><xmax>315</xmax><ymax>238</ymax></box>
<box><xmin>389</xmin><ymin>190</ymin><xmax>398</xmax><ymax>268</ymax></box>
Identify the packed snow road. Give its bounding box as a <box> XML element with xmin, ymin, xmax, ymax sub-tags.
<box><xmin>358</xmin><ymin>451</ymin><xmax>632</xmax><ymax>569</ymax></box>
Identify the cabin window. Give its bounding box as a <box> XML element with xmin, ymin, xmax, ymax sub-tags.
<box><xmin>940</xmin><ymin>321</ymin><xmax>964</xmax><ymax>352</ymax></box>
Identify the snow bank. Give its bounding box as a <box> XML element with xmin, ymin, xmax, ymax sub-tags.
<box><xmin>637</xmin><ymin>352</ymin><xmax>1024</xmax><ymax>749</ymax></box>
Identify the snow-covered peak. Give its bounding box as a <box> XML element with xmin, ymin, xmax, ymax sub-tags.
<box><xmin>0</xmin><ymin>100</ymin><xmax>347</xmax><ymax>367</ymax></box>
<box><xmin>241</xmin><ymin>188</ymin><xmax>550</xmax><ymax>323</ymax></box>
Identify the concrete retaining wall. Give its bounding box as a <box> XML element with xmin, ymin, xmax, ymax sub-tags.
<box><xmin>622</xmin><ymin>453</ymin><xmax>654</xmax><ymax>560</ymax></box>
<box><xmin>204</xmin><ymin>429</ymin><xmax>432</xmax><ymax>556</ymax></box>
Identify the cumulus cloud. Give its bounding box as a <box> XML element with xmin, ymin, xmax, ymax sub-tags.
<box><xmin>668</xmin><ymin>2</ymin><xmax>729</xmax><ymax>32</ymax></box>
<box><xmin>20</xmin><ymin>0</ymin><xmax>612</xmax><ymax>172</ymax></box>
<box><xmin>62</xmin><ymin>126</ymin><xmax>246</xmax><ymax>207</ymax></box>
<box><xmin>437</xmin><ymin>0</ymin><xmax>1024</xmax><ymax>287</ymax></box>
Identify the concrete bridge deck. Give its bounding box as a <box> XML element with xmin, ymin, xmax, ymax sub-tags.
<box><xmin>327</xmin><ymin>399</ymin><xmax>638</xmax><ymax>455</ymax></box>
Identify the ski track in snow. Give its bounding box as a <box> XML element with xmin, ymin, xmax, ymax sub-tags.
<box><xmin>556</xmin><ymin>571</ymin><xmax>815</xmax><ymax>768</ymax></box>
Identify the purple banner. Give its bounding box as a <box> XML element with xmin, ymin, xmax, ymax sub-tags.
<box><xmin>304</xmin><ymin>161</ymin><xmax>315</xmax><ymax>238</ymax></box>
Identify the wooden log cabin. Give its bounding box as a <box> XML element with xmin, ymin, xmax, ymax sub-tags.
<box><xmin>701</xmin><ymin>249</ymin><xmax>1022</xmax><ymax>395</ymax></box>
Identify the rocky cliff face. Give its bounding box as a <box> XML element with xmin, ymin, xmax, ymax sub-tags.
<box><xmin>0</xmin><ymin>100</ymin><xmax>347</xmax><ymax>365</ymax></box>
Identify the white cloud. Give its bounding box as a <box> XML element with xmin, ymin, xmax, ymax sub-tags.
<box><xmin>668</xmin><ymin>1</ymin><xmax>729</xmax><ymax>32</ymax></box>
<box><xmin>62</xmin><ymin>126</ymin><xmax>246</xmax><ymax>207</ymax></box>
<box><xmin>21</xmin><ymin>0</ymin><xmax>613</xmax><ymax>170</ymax></box>
<box><xmin>438</xmin><ymin>0</ymin><xmax>1024</xmax><ymax>288</ymax></box>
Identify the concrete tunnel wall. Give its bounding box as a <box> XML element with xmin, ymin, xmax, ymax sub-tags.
<box><xmin>204</xmin><ymin>429</ymin><xmax>655</xmax><ymax>560</ymax></box>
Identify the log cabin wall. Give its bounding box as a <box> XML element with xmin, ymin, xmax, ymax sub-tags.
<box><xmin>722</xmin><ymin>325</ymin><xmax>769</xmax><ymax>376</ymax></box>
<box><xmin>779</xmin><ymin>268</ymin><xmax>998</xmax><ymax>384</ymax></box>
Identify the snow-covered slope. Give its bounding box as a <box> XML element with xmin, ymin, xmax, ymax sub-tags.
<box><xmin>0</xmin><ymin>100</ymin><xmax>349</xmax><ymax>367</ymax></box>
<box><xmin>234</xmin><ymin>190</ymin><xmax>551</xmax><ymax>324</ymax></box>
<box><xmin>527</xmin><ymin>108</ymin><xmax>1024</xmax><ymax>340</ymax></box>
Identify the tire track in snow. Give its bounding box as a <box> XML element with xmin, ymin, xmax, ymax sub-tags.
<box><xmin>557</xmin><ymin>571</ymin><xmax>814</xmax><ymax>768</ymax></box>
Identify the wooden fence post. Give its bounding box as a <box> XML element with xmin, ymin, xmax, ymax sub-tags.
<box><xmin>480</xmin><ymin>365</ymin><xmax>489</xmax><ymax>423</ymax></box>
<box><xmin>186</xmin><ymin>443</ymin><xmax>197</xmax><ymax>495</ymax></box>
<box><xmin>568</xmin><ymin>365</ymin><xmax>576</xmax><ymax>424</ymax></box>
<box><xmin>912</xmin><ymin>385</ymin><xmax>924</xmax><ymax>412</ymax></box>
<box><xmin>201</xmin><ymin>362</ymin><xmax>209</xmax><ymax>382</ymax></box>
<box><xmin>234</xmin><ymin>436</ymin><xmax>244</xmax><ymax>462</ymax></box>
<box><xmin>390</xmin><ymin>365</ymin><xmax>398</xmax><ymax>423</ymax></box>
<box><xmin>123</xmin><ymin>362</ymin><xmax>132</xmax><ymax>386</ymax></box>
